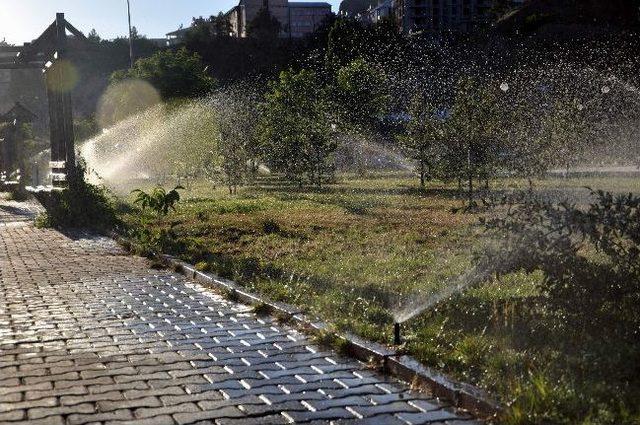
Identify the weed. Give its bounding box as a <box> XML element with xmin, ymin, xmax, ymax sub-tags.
<box><xmin>262</xmin><ymin>218</ymin><xmax>281</xmax><ymax>234</ymax></box>
<box><xmin>132</xmin><ymin>185</ymin><xmax>184</xmax><ymax>216</ymax></box>
<box><xmin>252</xmin><ymin>302</ymin><xmax>272</xmax><ymax>316</ymax></box>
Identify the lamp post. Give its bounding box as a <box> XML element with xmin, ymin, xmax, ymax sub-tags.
<box><xmin>127</xmin><ymin>0</ymin><xmax>134</xmax><ymax>68</ymax></box>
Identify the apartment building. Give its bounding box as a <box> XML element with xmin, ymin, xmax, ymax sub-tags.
<box><xmin>228</xmin><ymin>0</ymin><xmax>332</xmax><ymax>38</ymax></box>
<box><xmin>395</xmin><ymin>0</ymin><xmax>495</xmax><ymax>32</ymax></box>
<box><xmin>357</xmin><ymin>0</ymin><xmax>526</xmax><ymax>32</ymax></box>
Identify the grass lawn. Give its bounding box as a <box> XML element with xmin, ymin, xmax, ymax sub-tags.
<box><xmin>119</xmin><ymin>172</ymin><xmax>640</xmax><ymax>424</ymax></box>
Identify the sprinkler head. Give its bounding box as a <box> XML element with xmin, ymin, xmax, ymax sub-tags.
<box><xmin>394</xmin><ymin>322</ymin><xmax>402</xmax><ymax>346</ymax></box>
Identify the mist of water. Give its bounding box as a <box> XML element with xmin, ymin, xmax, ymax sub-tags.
<box><xmin>80</xmin><ymin>95</ymin><xmax>415</xmax><ymax>194</ymax></box>
<box><xmin>393</xmin><ymin>261</ymin><xmax>491</xmax><ymax>324</ymax></box>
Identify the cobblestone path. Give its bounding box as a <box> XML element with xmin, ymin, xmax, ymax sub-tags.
<box><xmin>0</xmin><ymin>200</ymin><xmax>478</xmax><ymax>425</ymax></box>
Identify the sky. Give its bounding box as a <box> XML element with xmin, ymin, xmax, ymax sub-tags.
<box><xmin>0</xmin><ymin>0</ymin><xmax>342</xmax><ymax>45</ymax></box>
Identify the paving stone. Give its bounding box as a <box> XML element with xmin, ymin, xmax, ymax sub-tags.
<box><xmin>336</xmin><ymin>414</ymin><xmax>407</xmax><ymax>424</ymax></box>
<box><xmin>97</xmin><ymin>395</ymin><xmax>162</xmax><ymax>411</ymax></box>
<box><xmin>106</xmin><ymin>414</ymin><xmax>176</xmax><ymax>425</ymax></box>
<box><xmin>80</xmin><ymin>366</ymin><xmax>137</xmax><ymax>379</ymax></box>
<box><xmin>352</xmin><ymin>401</ymin><xmax>422</xmax><ymax>418</ymax></box>
<box><xmin>124</xmin><ymin>386</ymin><xmax>185</xmax><ymax>400</ymax></box>
<box><xmin>11</xmin><ymin>416</ymin><xmax>66</xmax><ymax>425</ymax></box>
<box><xmin>28</xmin><ymin>403</ymin><xmax>95</xmax><ymax>420</ymax></box>
<box><xmin>305</xmin><ymin>395</ymin><xmax>373</xmax><ymax>411</ymax></box>
<box><xmin>60</xmin><ymin>390</ymin><xmax>125</xmax><ymax>406</ymax></box>
<box><xmin>282</xmin><ymin>407</ymin><xmax>358</xmax><ymax>423</ymax></box>
<box><xmin>24</xmin><ymin>371</ymin><xmax>79</xmax><ymax>384</ymax></box>
<box><xmin>395</xmin><ymin>409</ymin><xmax>462</xmax><ymax>424</ymax></box>
<box><xmin>55</xmin><ymin>376</ymin><xmax>114</xmax><ymax>389</ymax></box>
<box><xmin>0</xmin><ymin>382</ymin><xmax>52</xmax><ymax>395</ymax></box>
<box><xmin>0</xmin><ymin>397</ymin><xmax>58</xmax><ymax>413</ymax></box>
<box><xmin>161</xmin><ymin>390</ymin><xmax>223</xmax><ymax>406</ymax></box>
<box><xmin>135</xmin><ymin>402</ymin><xmax>200</xmax><ymax>418</ymax></box>
<box><xmin>67</xmin><ymin>408</ymin><xmax>135</xmax><ymax>424</ymax></box>
<box><xmin>196</xmin><ymin>395</ymin><xmax>264</xmax><ymax>411</ymax></box>
<box><xmin>88</xmin><ymin>381</ymin><xmax>149</xmax><ymax>394</ymax></box>
<box><xmin>0</xmin><ymin>392</ymin><xmax>23</xmax><ymax>403</ymax></box>
<box><xmin>0</xmin><ymin>410</ymin><xmax>26</xmax><ymax>421</ymax></box>
<box><xmin>23</xmin><ymin>386</ymin><xmax>88</xmax><ymax>401</ymax></box>
<box><xmin>215</xmin><ymin>414</ymin><xmax>289</xmax><ymax>425</ymax></box>
<box><xmin>173</xmin><ymin>406</ymin><xmax>245</xmax><ymax>423</ymax></box>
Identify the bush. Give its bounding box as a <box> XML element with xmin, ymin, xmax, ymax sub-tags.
<box><xmin>481</xmin><ymin>189</ymin><xmax>640</xmax><ymax>338</ymax></box>
<box><xmin>35</xmin><ymin>163</ymin><xmax>118</xmax><ymax>231</ymax></box>
<box><xmin>131</xmin><ymin>185</ymin><xmax>184</xmax><ymax>216</ymax></box>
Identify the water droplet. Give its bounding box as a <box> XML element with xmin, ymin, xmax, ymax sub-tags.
<box><xmin>601</xmin><ymin>86</ymin><xmax>610</xmax><ymax>94</ymax></box>
<box><xmin>500</xmin><ymin>82</ymin><xmax>510</xmax><ymax>92</ymax></box>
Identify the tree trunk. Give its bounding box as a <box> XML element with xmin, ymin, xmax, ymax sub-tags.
<box><xmin>467</xmin><ymin>142</ymin><xmax>473</xmax><ymax>206</ymax></box>
<box><xmin>419</xmin><ymin>160</ymin><xmax>426</xmax><ymax>188</ymax></box>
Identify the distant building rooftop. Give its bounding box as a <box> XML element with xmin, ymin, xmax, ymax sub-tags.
<box><xmin>289</xmin><ymin>2</ymin><xmax>332</xmax><ymax>7</ymax></box>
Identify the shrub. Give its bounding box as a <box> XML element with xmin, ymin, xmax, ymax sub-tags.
<box><xmin>131</xmin><ymin>185</ymin><xmax>184</xmax><ymax>216</ymax></box>
<box><xmin>480</xmin><ymin>189</ymin><xmax>640</xmax><ymax>339</ymax></box>
<box><xmin>35</xmin><ymin>163</ymin><xmax>118</xmax><ymax>231</ymax></box>
<box><xmin>262</xmin><ymin>218</ymin><xmax>281</xmax><ymax>234</ymax></box>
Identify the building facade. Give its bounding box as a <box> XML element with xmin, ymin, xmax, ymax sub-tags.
<box><xmin>227</xmin><ymin>0</ymin><xmax>332</xmax><ymax>38</ymax></box>
<box><xmin>355</xmin><ymin>0</ymin><xmax>526</xmax><ymax>32</ymax></box>
<box><xmin>361</xmin><ymin>0</ymin><xmax>395</xmax><ymax>24</ymax></box>
<box><xmin>289</xmin><ymin>3</ymin><xmax>333</xmax><ymax>37</ymax></box>
<box><xmin>395</xmin><ymin>0</ymin><xmax>496</xmax><ymax>33</ymax></box>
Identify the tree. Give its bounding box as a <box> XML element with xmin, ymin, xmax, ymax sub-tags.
<box><xmin>87</xmin><ymin>29</ymin><xmax>101</xmax><ymax>43</ymax></box>
<box><xmin>212</xmin><ymin>88</ymin><xmax>260</xmax><ymax>194</ymax></box>
<box><xmin>334</xmin><ymin>57</ymin><xmax>389</xmax><ymax>133</ymax></box>
<box><xmin>187</xmin><ymin>14</ymin><xmax>232</xmax><ymax>43</ymax></box>
<box><xmin>543</xmin><ymin>98</ymin><xmax>588</xmax><ymax>177</ymax></box>
<box><xmin>259</xmin><ymin>69</ymin><xmax>336</xmax><ymax>186</ymax></box>
<box><xmin>247</xmin><ymin>8</ymin><xmax>281</xmax><ymax>40</ymax></box>
<box><xmin>502</xmin><ymin>95</ymin><xmax>554</xmax><ymax>187</ymax></box>
<box><xmin>110</xmin><ymin>48</ymin><xmax>216</xmax><ymax>100</ymax></box>
<box><xmin>399</xmin><ymin>96</ymin><xmax>446</xmax><ymax>188</ymax></box>
<box><xmin>449</xmin><ymin>78</ymin><xmax>503</xmax><ymax>205</ymax></box>
<box><xmin>325</xmin><ymin>18</ymin><xmax>368</xmax><ymax>71</ymax></box>
<box><xmin>325</xmin><ymin>18</ymin><xmax>406</xmax><ymax>75</ymax></box>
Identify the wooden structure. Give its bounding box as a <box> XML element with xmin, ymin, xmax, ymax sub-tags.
<box><xmin>0</xmin><ymin>103</ymin><xmax>36</xmax><ymax>188</ymax></box>
<box><xmin>0</xmin><ymin>13</ymin><xmax>87</xmax><ymax>188</ymax></box>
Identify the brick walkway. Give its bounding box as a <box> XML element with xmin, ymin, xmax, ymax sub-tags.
<box><xmin>0</xmin><ymin>199</ymin><xmax>478</xmax><ymax>425</ymax></box>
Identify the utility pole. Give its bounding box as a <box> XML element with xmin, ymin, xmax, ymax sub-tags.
<box><xmin>127</xmin><ymin>0</ymin><xmax>134</xmax><ymax>68</ymax></box>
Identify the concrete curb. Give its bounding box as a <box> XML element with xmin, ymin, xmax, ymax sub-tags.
<box><xmin>112</xmin><ymin>233</ymin><xmax>501</xmax><ymax>420</ymax></box>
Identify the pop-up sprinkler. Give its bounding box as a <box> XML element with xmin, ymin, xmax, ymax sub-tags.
<box><xmin>394</xmin><ymin>322</ymin><xmax>402</xmax><ymax>345</ymax></box>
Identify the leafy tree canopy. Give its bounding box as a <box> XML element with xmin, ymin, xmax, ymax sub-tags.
<box><xmin>110</xmin><ymin>48</ymin><xmax>216</xmax><ymax>99</ymax></box>
<box><xmin>247</xmin><ymin>8</ymin><xmax>282</xmax><ymax>40</ymax></box>
<box><xmin>334</xmin><ymin>57</ymin><xmax>390</xmax><ymax>132</ymax></box>
<box><xmin>259</xmin><ymin>69</ymin><xmax>336</xmax><ymax>186</ymax></box>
